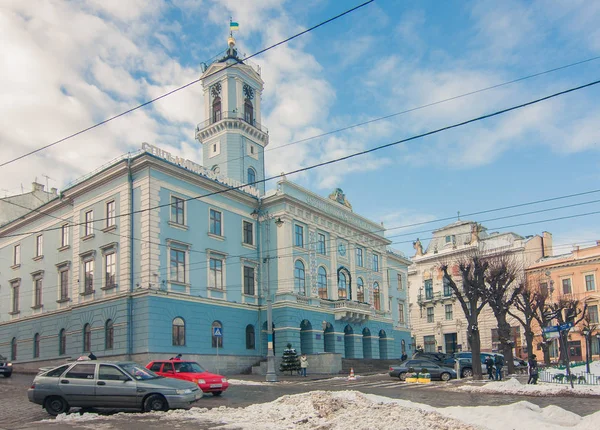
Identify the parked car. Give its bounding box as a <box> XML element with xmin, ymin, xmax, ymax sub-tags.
<box><xmin>146</xmin><ymin>356</ymin><xmax>229</xmax><ymax>396</ymax></box>
<box><xmin>389</xmin><ymin>359</ymin><xmax>457</xmax><ymax>381</ymax></box>
<box><xmin>28</xmin><ymin>360</ymin><xmax>202</xmax><ymax>416</ymax></box>
<box><xmin>413</xmin><ymin>351</ymin><xmax>472</xmax><ymax>377</ymax></box>
<box><xmin>0</xmin><ymin>354</ymin><xmax>13</xmax><ymax>378</ymax></box>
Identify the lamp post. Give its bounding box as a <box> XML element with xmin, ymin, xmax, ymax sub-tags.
<box><xmin>251</xmin><ymin>207</ymin><xmax>283</xmax><ymax>383</ymax></box>
<box><xmin>582</xmin><ymin>327</ymin><xmax>590</xmax><ymax>374</ymax></box>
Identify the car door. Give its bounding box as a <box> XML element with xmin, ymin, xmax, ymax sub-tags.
<box><xmin>161</xmin><ymin>362</ymin><xmax>176</xmax><ymax>378</ymax></box>
<box><xmin>95</xmin><ymin>364</ymin><xmax>139</xmax><ymax>408</ymax></box>
<box><xmin>427</xmin><ymin>364</ymin><xmax>442</xmax><ymax>378</ymax></box>
<box><xmin>58</xmin><ymin>363</ymin><xmax>97</xmax><ymax>407</ymax></box>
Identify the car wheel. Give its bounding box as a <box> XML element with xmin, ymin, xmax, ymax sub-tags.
<box><xmin>462</xmin><ymin>368</ymin><xmax>473</xmax><ymax>378</ymax></box>
<box><xmin>44</xmin><ymin>396</ymin><xmax>70</xmax><ymax>416</ymax></box>
<box><xmin>398</xmin><ymin>372</ymin><xmax>407</xmax><ymax>381</ymax></box>
<box><xmin>3</xmin><ymin>373</ymin><xmax>11</xmax><ymax>378</ymax></box>
<box><xmin>144</xmin><ymin>394</ymin><xmax>168</xmax><ymax>412</ymax></box>
<box><xmin>440</xmin><ymin>372</ymin><xmax>451</xmax><ymax>382</ymax></box>
<box><xmin>212</xmin><ymin>391</ymin><xmax>222</xmax><ymax>396</ymax></box>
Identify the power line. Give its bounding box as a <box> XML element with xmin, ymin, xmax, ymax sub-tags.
<box><xmin>0</xmin><ymin>0</ymin><xmax>374</xmax><ymax>169</ymax></box>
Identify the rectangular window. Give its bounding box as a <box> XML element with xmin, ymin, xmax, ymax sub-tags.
<box><xmin>427</xmin><ymin>307</ymin><xmax>434</xmax><ymax>323</ymax></box>
<box><xmin>209</xmin><ymin>258</ymin><xmax>223</xmax><ymax>289</ymax></box>
<box><xmin>170</xmin><ymin>249</ymin><xmax>185</xmax><ymax>283</ymax></box>
<box><xmin>585</xmin><ymin>274</ymin><xmax>595</xmax><ymax>291</ymax></box>
<box><xmin>13</xmin><ymin>244</ymin><xmax>20</xmax><ymax>266</ymax></box>
<box><xmin>317</xmin><ymin>233</ymin><xmax>326</xmax><ymax>255</ymax></box>
<box><xmin>36</xmin><ymin>235</ymin><xmax>43</xmax><ymax>257</ymax></box>
<box><xmin>105</xmin><ymin>253</ymin><xmax>116</xmax><ymax>289</ymax></box>
<box><xmin>423</xmin><ymin>335</ymin><xmax>436</xmax><ymax>353</ymax></box>
<box><xmin>171</xmin><ymin>196</ymin><xmax>185</xmax><ymax>225</ymax></box>
<box><xmin>445</xmin><ymin>304</ymin><xmax>453</xmax><ymax>320</ymax></box>
<box><xmin>397</xmin><ymin>273</ymin><xmax>403</xmax><ymax>290</ymax></box>
<box><xmin>243</xmin><ymin>221</ymin><xmax>253</xmax><ymax>245</ymax></box>
<box><xmin>11</xmin><ymin>281</ymin><xmax>19</xmax><ymax>313</ymax></box>
<box><xmin>424</xmin><ymin>279</ymin><xmax>433</xmax><ymax>299</ymax></box>
<box><xmin>562</xmin><ymin>278</ymin><xmax>572</xmax><ymax>295</ymax></box>
<box><xmin>60</xmin><ymin>269</ymin><xmax>69</xmax><ymax>301</ymax></box>
<box><xmin>106</xmin><ymin>201</ymin><xmax>115</xmax><ymax>227</ymax></box>
<box><xmin>84</xmin><ymin>260</ymin><xmax>94</xmax><ymax>294</ymax></box>
<box><xmin>84</xmin><ymin>210</ymin><xmax>94</xmax><ymax>236</ymax></box>
<box><xmin>294</xmin><ymin>224</ymin><xmax>304</xmax><ymax>247</ymax></box>
<box><xmin>210</xmin><ymin>209</ymin><xmax>222</xmax><ymax>236</ymax></box>
<box><xmin>61</xmin><ymin>224</ymin><xmax>69</xmax><ymax>247</ymax></box>
<box><xmin>243</xmin><ymin>266</ymin><xmax>255</xmax><ymax>295</ymax></box>
<box><xmin>372</xmin><ymin>254</ymin><xmax>379</xmax><ymax>272</ymax></box>
<box><xmin>588</xmin><ymin>305</ymin><xmax>599</xmax><ymax>324</ymax></box>
<box><xmin>356</xmin><ymin>248</ymin><xmax>363</xmax><ymax>267</ymax></box>
<box><xmin>398</xmin><ymin>302</ymin><xmax>405</xmax><ymax>324</ymax></box>
<box><xmin>34</xmin><ymin>278</ymin><xmax>43</xmax><ymax>308</ymax></box>
<box><xmin>443</xmin><ymin>277</ymin><xmax>452</xmax><ymax>296</ymax></box>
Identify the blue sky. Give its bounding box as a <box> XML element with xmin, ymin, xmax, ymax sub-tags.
<box><xmin>1</xmin><ymin>0</ymin><xmax>599</xmax><ymax>257</ymax></box>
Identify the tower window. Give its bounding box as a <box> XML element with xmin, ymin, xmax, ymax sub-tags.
<box><xmin>212</xmin><ymin>97</ymin><xmax>221</xmax><ymax>123</ymax></box>
<box><xmin>247</xmin><ymin>168</ymin><xmax>256</xmax><ymax>184</ymax></box>
<box><xmin>244</xmin><ymin>98</ymin><xmax>253</xmax><ymax>124</ymax></box>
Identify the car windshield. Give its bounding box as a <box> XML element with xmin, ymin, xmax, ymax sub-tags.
<box><xmin>120</xmin><ymin>363</ymin><xmax>160</xmax><ymax>380</ymax></box>
<box><xmin>174</xmin><ymin>362</ymin><xmax>205</xmax><ymax>373</ymax></box>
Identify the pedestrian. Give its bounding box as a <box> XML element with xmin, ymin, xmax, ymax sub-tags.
<box><xmin>528</xmin><ymin>354</ymin><xmax>538</xmax><ymax>385</ymax></box>
<box><xmin>484</xmin><ymin>356</ymin><xmax>495</xmax><ymax>380</ymax></box>
<box><xmin>401</xmin><ymin>353</ymin><xmax>408</xmax><ymax>362</ymax></box>
<box><xmin>300</xmin><ymin>353</ymin><xmax>308</xmax><ymax>377</ymax></box>
<box><xmin>494</xmin><ymin>354</ymin><xmax>504</xmax><ymax>381</ymax></box>
<box><xmin>88</xmin><ymin>351</ymin><xmax>97</xmax><ymax>360</ymax></box>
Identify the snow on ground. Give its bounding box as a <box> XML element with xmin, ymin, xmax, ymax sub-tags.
<box><xmin>457</xmin><ymin>377</ymin><xmax>600</xmax><ymax>396</ymax></box>
<box><xmin>542</xmin><ymin>361</ymin><xmax>600</xmax><ymax>376</ymax></box>
<box><xmin>227</xmin><ymin>379</ymin><xmax>270</xmax><ymax>386</ymax></box>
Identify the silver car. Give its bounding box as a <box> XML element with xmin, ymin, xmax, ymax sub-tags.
<box><xmin>28</xmin><ymin>360</ymin><xmax>202</xmax><ymax>416</ymax></box>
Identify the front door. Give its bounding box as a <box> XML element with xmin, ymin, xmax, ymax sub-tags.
<box><xmin>568</xmin><ymin>341</ymin><xmax>582</xmax><ymax>361</ymax></box>
<box><xmin>59</xmin><ymin>363</ymin><xmax>97</xmax><ymax>407</ymax></box>
<box><xmin>445</xmin><ymin>333</ymin><xmax>458</xmax><ymax>354</ymax></box>
<box><xmin>95</xmin><ymin>364</ymin><xmax>139</xmax><ymax>407</ymax></box>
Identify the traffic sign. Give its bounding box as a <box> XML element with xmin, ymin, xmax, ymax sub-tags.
<box><xmin>559</xmin><ymin>322</ymin><xmax>574</xmax><ymax>331</ymax></box>
<box><xmin>543</xmin><ymin>326</ymin><xmax>559</xmax><ymax>333</ymax></box>
<box><xmin>213</xmin><ymin>327</ymin><xmax>223</xmax><ymax>337</ymax></box>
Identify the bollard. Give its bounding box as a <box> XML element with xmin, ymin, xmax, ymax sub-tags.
<box><xmin>455</xmin><ymin>359</ymin><xmax>461</xmax><ymax>380</ymax></box>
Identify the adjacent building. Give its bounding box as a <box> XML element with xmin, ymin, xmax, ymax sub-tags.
<box><xmin>0</xmin><ymin>37</ymin><xmax>412</xmax><ymax>373</ymax></box>
<box><xmin>408</xmin><ymin>220</ymin><xmax>552</xmax><ymax>356</ymax></box>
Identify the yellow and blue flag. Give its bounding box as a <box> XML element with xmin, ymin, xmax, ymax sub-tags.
<box><xmin>230</xmin><ymin>21</ymin><xmax>239</xmax><ymax>32</ymax></box>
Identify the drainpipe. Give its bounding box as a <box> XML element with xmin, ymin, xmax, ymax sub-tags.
<box><xmin>127</xmin><ymin>156</ymin><xmax>134</xmax><ymax>359</ymax></box>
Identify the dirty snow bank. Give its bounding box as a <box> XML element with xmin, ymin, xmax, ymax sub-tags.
<box><xmin>457</xmin><ymin>377</ymin><xmax>600</xmax><ymax>396</ymax></box>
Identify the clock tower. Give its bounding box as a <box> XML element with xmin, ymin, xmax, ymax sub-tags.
<box><xmin>195</xmin><ymin>36</ymin><xmax>268</xmax><ymax>195</ymax></box>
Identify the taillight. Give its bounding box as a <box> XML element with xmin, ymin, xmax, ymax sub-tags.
<box><xmin>30</xmin><ymin>383</ymin><xmax>36</xmax><ymax>389</ymax></box>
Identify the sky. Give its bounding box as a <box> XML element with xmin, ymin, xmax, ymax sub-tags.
<box><xmin>1</xmin><ymin>0</ymin><xmax>600</xmax><ymax>257</ymax></box>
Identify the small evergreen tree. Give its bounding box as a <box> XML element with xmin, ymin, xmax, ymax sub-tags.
<box><xmin>279</xmin><ymin>343</ymin><xmax>301</xmax><ymax>375</ymax></box>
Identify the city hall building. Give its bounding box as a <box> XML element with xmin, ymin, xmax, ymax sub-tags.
<box><xmin>0</xmin><ymin>37</ymin><xmax>412</xmax><ymax>373</ymax></box>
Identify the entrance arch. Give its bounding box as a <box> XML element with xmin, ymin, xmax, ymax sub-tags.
<box><xmin>362</xmin><ymin>328</ymin><xmax>372</xmax><ymax>358</ymax></box>
<box><xmin>300</xmin><ymin>320</ymin><xmax>314</xmax><ymax>354</ymax></box>
<box><xmin>379</xmin><ymin>329</ymin><xmax>388</xmax><ymax>359</ymax></box>
<box><xmin>344</xmin><ymin>325</ymin><xmax>355</xmax><ymax>358</ymax></box>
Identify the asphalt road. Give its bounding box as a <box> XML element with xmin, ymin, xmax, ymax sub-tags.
<box><xmin>1</xmin><ymin>373</ymin><xmax>598</xmax><ymax>430</ymax></box>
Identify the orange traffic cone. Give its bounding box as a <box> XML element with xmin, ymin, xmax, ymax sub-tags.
<box><xmin>348</xmin><ymin>367</ymin><xmax>356</xmax><ymax>381</ymax></box>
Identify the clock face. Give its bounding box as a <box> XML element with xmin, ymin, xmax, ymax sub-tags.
<box><xmin>243</xmin><ymin>84</ymin><xmax>254</xmax><ymax>100</ymax></box>
<box><xmin>338</xmin><ymin>243</ymin><xmax>346</xmax><ymax>256</ymax></box>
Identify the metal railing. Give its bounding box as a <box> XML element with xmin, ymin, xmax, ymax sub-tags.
<box><xmin>196</xmin><ymin>111</ymin><xmax>269</xmax><ymax>134</ymax></box>
<box><xmin>538</xmin><ymin>370</ymin><xmax>600</xmax><ymax>385</ymax></box>
<box><xmin>417</xmin><ymin>291</ymin><xmax>455</xmax><ymax>304</ymax></box>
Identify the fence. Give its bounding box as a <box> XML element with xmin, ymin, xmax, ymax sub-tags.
<box><xmin>538</xmin><ymin>370</ymin><xmax>600</xmax><ymax>385</ymax></box>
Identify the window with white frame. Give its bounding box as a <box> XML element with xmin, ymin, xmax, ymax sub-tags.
<box><xmin>317</xmin><ymin>233</ymin><xmax>326</xmax><ymax>255</ymax></box>
<box><xmin>13</xmin><ymin>244</ymin><xmax>20</xmax><ymax>266</ymax></box>
<box><xmin>338</xmin><ymin>270</ymin><xmax>347</xmax><ymax>299</ymax></box>
<box><xmin>106</xmin><ymin>201</ymin><xmax>116</xmax><ymax>228</ymax></box>
<box><xmin>11</xmin><ymin>280</ymin><xmax>20</xmax><ymax>313</ymax></box>
<box><xmin>397</xmin><ymin>273</ymin><xmax>403</xmax><ymax>290</ymax></box>
<box><xmin>356</xmin><ymin>248</ymin><xmax>363</xmax><ymax>267</ymax></box>
<box><xmin>35</xmin><ymin>235</ymin><xmax>43</xmax><ymax>257</ymax></box>
<box><xmin>210</xmin><ymin>209</ymin><xmax>222</xmax><ymax>236</ymax></box>
<box><xmin>295</xmin><ymin>260</ymin><xmax>306</xmax><ymax>295</ymax></box>
<box><xmin>357</xmin><ymin>277</ymin><xmax>364</xmax><ymax>302</ymax></box>
<box><xmin>372</xmin><ymin>253</ymin><xmax>379</xmax><ymax>272</ymax></box>
<box><xmin>61</xmin><ymin>224</ymin><xmax>69</xmax><ymax>248</ymax></box>
<box><xmin>104</xmin><ymin>253</ymin><xmax>116</xmax><ymax>289</ymax></box>
<box><xmin>373</xmin><ymin>282</ymin><xmax>381</xmax><ymax>310</ymax></box>
<box><xmin>562</xmin><ymin>278</ymin><xmax>572</xmax><ymax>295</ymax></box>
<box><xmin>588</xmin><ymin>305</ymin><xmax>598</xmax><ymax>324</ymax></box>
<box><xmin>317</xmin><ymin>266</ymin><xmax>328</xmax><ymax>299</ymax></box>
<box><xmin>427</xmin><ymin>307</ymin><xmax>434</xmax><ymax>323</ymax></box>
<box><xmin>209</xmin><ymin>257</ymin><xmax>224</xmax><ymax>289</ymax></box>
<box><xmin>585</xmin><ymin>274</ymin><xmax>595</xmax><ymax>291</ymax></box>
<box><xmin>84</xmin><ymin>210</ymin><xmax>94</xmax><ymax>236</ymax></box>
<box><xmin>83</xmin><ymin>260</ymin><xmax>94</xmax><ymax>294</ymax></box>
<box><xmin>170</xmin><ymin>249</ymin><xmax>186</xmax><ymax>283</ymax></box>
<box><xmin>398</xmin><ymin>302</ymin><xmax>405</xmax><ymax>324</ymax></box>
<box><xmin>294</xmin><ymin>224</ymin><xmax>304</xmax><ymax>247</ymax></box>
<box><xmin>171</xmin><ymin>196</ymin><xmax>185</xmax><ymax>225</ymax></box>
<box><xmin>445</xmin><ymin>304</ymin><xmax>453</xmax><ymax>320</ymax></box>
<box><xmin>243</xmin><ymin>266</ymin><xmax>255</xmax><ymax>295</ymax></box>
<box><xmin>59</xmin><ymin>268</ymin><xmax>69</xmax><ymax>301</ymax></box>
<box><xmin>243</xmin><ymin>221</ymin><xmax>253</xmax><ymax>245</ymax></box>
<box><xmin>33</xmin><ymin>277</ymin><xmax>43</xmax><ymax>308</ymax></box>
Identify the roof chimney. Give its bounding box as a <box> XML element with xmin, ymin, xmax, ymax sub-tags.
<box><xmin>31</xmin><ymin>182</ymin><xmax>45</xmax><ymax>192</ymax></box>
<box><xmin>51</xmin><ymin>187</ymin><xmax>58</xmax><ymax>195</ymax></box>
<box><xmin>542</xmin><ymin>231</ymin><xmax>553</xmax><ymax>257</ymax></box>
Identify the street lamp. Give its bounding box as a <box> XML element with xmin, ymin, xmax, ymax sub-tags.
<box><xmin>251</xmin><ymin>206</ymin><xmax>283</xmax><ymax>382</ymax></box>
<box><xmin>582</xmin><ymin>327</ymin><xmax>591</xmax><ymax>374</ymax></box>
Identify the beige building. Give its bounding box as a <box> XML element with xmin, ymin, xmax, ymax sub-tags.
<box><xmin>408</xmin><ymin>220</ymin><xmax>552</xmax><ymax>356</ymax></box>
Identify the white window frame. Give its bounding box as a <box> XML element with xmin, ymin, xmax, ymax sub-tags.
<box><xmin>61</xmin><ymin>224</ymin><xmax>70</xmax><ymax>248</ymax></box>
<box><xmin>58</xmin><ymin>266</ymin><xmax>70</xmax><ymax>302</ymax></box>
<box><xmin>294</xmin><ymin>224</ymin><xmax>304</xmax><ymax>248</ymax></box>
<box><xmin>561</xmin><ymin>277</ymin><xmax>572</xmax><ymax>295</ymax></box>
<box><xmin>317</xmin><ymin>233</ymin><xmax>326</xmax><ymax>255</ymax></box>
<box><xmin>13</xmin><ymin>244</ymin><xmax>21</xmax><ymax>266</ymax></box>
<box><xmin>209</xmin><ymin>208</ymin><xmax>223</xmax><ymax>237</ymax></box>
<box><xmin>356</xmin><ymin>247</ymin><xmax>363</xmax><ymax>267</ymax></box>
<box><xmin>445</xmin><ymin>304</ymin><xmax>453</xmax><ymax>320</ymax></box>
<box><xmin>83</xmin><ymin>259</ymin><xmax>95</xmax><ymax>295</ymax></box>
<box><xmin>169</xmin><ymin>248</ymin><xmax>187</xmax><ymax>284</ymax></box>
<box><xmin>104</xmin><ymin>252</ymin><xmax>117</xmax><ymax>289</ymax></box>
<box><xmin>33</xmin><ymin>277</ymin><xmax>43</xmax><ymax>309</ymax></box>
<box><xmin>10</xmin><ymin>280</ymin><xmax>20</xmax><ymax>314</ymax></box>
<box><xmin>426</xmin><ymin>306</ymin><xmax>434</xmax><ymax>323</ymax></box>
<box><xmin>372</xmin><ymin>253</ymin><xmax>380</xmax><ymax>272</ymax></box>
<box><xmin>170</xmin><ymin>195</ymin><xmax>186</xmax><ymax>227</ymax></box>
<box><xmin>398</xmin><ymin>302</ymin><xmax>405</xmax><ymax>324</ymax></box>
<box><xmin>35</xmin><ymin>234</ymin><xmax>43</xmax><ymax>258</ymax></box>
<box><xmin>84</xmin><ymin>210</ymin><xmax>94</xmax><ymax>237</ymax></box>
<box><xmin>584</xmin><ymin>273</ymin><xmax>596</xmax><ymax>292</ymax></box>
<box><xmin>242</xmin><ymin>220</ymin><xmax>254</xmax><ymax>246</ymax></box>
<box><xmin>106</xmin><ymin>200</ymin><xmax>116</xmax><ymax>228</ymax></box>
<box><xmin>242</xmin><ymin>265</ymin><xmax>256</xmax><ymax>296</ymax></box>
<box><xmin>209</xmin><ymin>255</ymin><xmax>225</xmax><ymax>290</ymax></box>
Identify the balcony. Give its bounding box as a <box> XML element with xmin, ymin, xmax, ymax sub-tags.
<box><xmin>332</xmin><ymin>300</ymin><xmax>373</xmax><ymax>323</ymax></box>
<box><xmin>417</xmin><ymin>291</ymin><xmax>455</xmax><ymax>306</ymax></box>
<box><xmin>196</xmin><ymin>111</ymin><xmax>269</xmax><ymax>145</ymax></box>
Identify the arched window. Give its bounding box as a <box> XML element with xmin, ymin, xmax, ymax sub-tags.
<box><xmin>212</xmin><ymin>321</ymin><xmax>223</xmax><ymax>348</ymax></box>
<box><xmin>172</xmin><ymin>317</ymin><xmax>185</xmax><ymax>346</ymax></box>
<box><xmin>11</xmin><ymin>337</ymin><xmax>17</xmax><ymax>361</ymax></box>
<box><xmin>401</xmin><ymin>339</ymin><xmax>406</xmax><ymax>354</ymax></box>
<box><xmin>338</xmin><ymin>272</ymin><xmax>348</xmax><ymax>299</ymax></box>
<box><xmin>83</xmin><ymin>324</ymin><xmax>91</xmax><ymax>352</ymax></box>
<box><xmin>247</xmin><ymin>167</ymin><xmax>256</xmax><ymax>184</ymax></box>
<box><xmin>59</xmin><ymin>329</ymin><xmax>66</xmax><ymax>356</ymax></box>
<box><xmin>105</xmin><ymin>319</ymin><xmax>114</xmax><ymax>350</ymax></box>
<box><xmin>317</xmin><ymin>266</ymin><xmax>328</xmax><ymax>299</ymax></box>
<box><xmin>33</xmin><ymin>333</ymin><xmax>40</xmax><ymax>358</ymax></box>
<box><xmin>357</xmin><ymin>277</ymin><xmax>365</xmax><ymax>302</ymax></box>
<box><xmin>244</xmin><ymin>98</ymin><xmax>254</xmax><ymax>124</ymax></box>
<box><xmin>245</xmin><ymin>325</ymin><xmax>255</xmax><ymax>350</ymax></box>
<box><xmin>373</xmin><ymin>282</ymin><xmax>381</xmax><ymax>311</ymax></box>
<box><xmin>294</xmin><ymin>260</ymin><xmax>306</xmax><ymax>296</ymax></box>
<box><xmin>212</xmin><ymin>96</ymin><xmax>222</xmax><ymax>123</ymax></box>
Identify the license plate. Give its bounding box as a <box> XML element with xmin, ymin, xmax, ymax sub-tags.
<box><xmin>210</xmin><ymin>384</ymin><xmax>222</xmax><ymax>388</ymax></box>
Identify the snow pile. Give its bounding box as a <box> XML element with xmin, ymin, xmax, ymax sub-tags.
<box><xmin>457</xmin><ymin>377</ymin><xmax>600</xmax><ymax>396</ymax></box>
<box><xmin>541</xmin><ymin>360</ymin><xmax>600</xmax><ymax>376</ymax></box>
<box><xmin>227</xmin><ymin>379</ymin><xmax>269</xmax><ymax>386</ymax></box>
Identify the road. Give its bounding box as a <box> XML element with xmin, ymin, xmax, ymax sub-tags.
<box><xmin>1</xmin><ymin>373</ymin><xmax>598</xmax><ymax>429</ymax></box>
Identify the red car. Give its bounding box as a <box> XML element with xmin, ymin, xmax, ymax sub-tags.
<box><xmin>146</xmin><ymin>357</ymin><xmax>229</xmax><ymax>396</ymax></box>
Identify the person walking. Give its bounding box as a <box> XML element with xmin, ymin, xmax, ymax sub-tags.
<box><xmin>494</xmin><ymin>354</ymin><xmax>504</xmax><ymax>381</ymax></box>
<box><xmin>484</xmin><ymin>355</ymin><xmax>495</xmax><ymax>380</ymax></box>
<box><xmin>300</xmin><ymin>353</ymin><xmax>309</xmax><ymax>377</ymax></box>
<box><xmin>400</xmin><ymin>353</ymin><xmax>408</xmax><ymax>362</ymax></box>
<box><xmin>528</xmin><ymin>354</ymin><xmax>539</xmax><ymax>385</ymax></box>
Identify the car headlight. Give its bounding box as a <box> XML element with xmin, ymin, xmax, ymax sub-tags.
<box><xmin>8</xmin><ymin>363</ymin><xmax>13</xmax><ymax>367</ymax></box>
<box><xmin>197</xmin><ymin>379</ymin><xmax>206</xmax><ymax>384</ymax></box>
<box><xmin>221</xmin><ymin>378</ymin><xmax>227</xmax><ymax>383</ymax></box>
<box><xmin>176</xmin><ymin>389</ymin><xmax>192</xmax><ymax>395</ymax></box>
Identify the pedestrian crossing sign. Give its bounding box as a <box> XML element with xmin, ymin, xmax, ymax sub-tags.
<box><xmin>213</xmin><ymin>327</ymin><xmax>223</xmax><ymax>337</ymax></box>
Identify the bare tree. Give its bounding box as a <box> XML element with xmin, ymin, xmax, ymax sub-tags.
<box><xmin>529</xmin><ymin>282</ymin><xmax>558</xmax><ymax>366</ymax></box>
<box><xmin>441</xmin><ymin>253</ymin><xmax>490</xmax><ymax>380</ymax></box>
<box><xmin>547</xmin><ymin>298</ymin><xmax>587</xmax><ymax>365</ymax></box>
<box><xmin>579</xmin><ymin>312</ymin><xmax>599</xmax><ymax>374</ymax></box>
<box><xmin>485</xmin><ymin>253</ymin><xmax>521</xmax><ymax>375</ymax></box>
